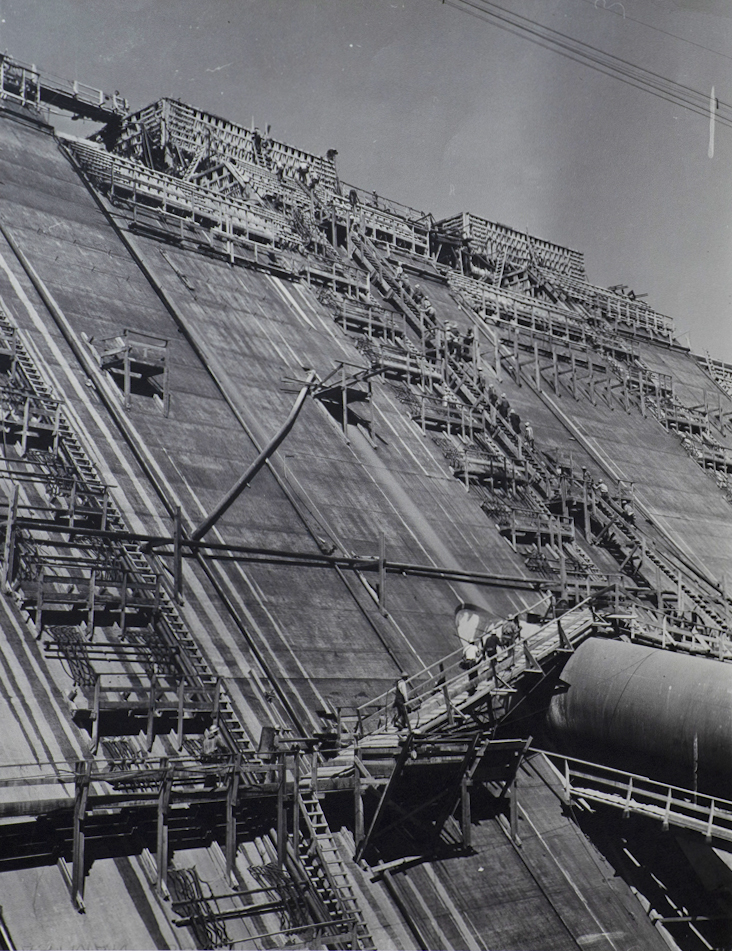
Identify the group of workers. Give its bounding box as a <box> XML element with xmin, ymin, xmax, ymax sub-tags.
<box><xmin>484</xmin><ymin>385</ymin><xmax>537</xmax><ymax>448</ymax></box>
<box><xmin>391</xmin><ymin>613</ymin><xmax>523</xmax><ymax>729</ymax></box>
<box><xmin>424</xmin><ymin>322</ymin><xmax>475</xmax><ymax>362</ymax></box>
<box><xmin>462</xmin><ymin>614</ymin><xmax>522</xmax><ymax>696</ymax></box>
<box><xmin>589</xmin><ymin>474</ymin><xmax>636</xmax><ymax>523</ymax></box>
<box><xmin>411</xmin><ymin>284</ymin><xmax>437</xmax><ymax>321</ymax></box>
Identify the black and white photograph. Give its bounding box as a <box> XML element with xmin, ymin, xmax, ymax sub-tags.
<box><xmin>0</xmin><ymin>2</ymin><xmax>729</xmax><ymax>949</ymax></box>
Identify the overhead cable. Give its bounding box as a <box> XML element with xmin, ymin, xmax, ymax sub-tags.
<box><xmin>444</xmin><ymin>0</ymin><xmax>732</xmax><ymax>130</ymax></box>
<box><xmin>574</xmin><ymin>0</ymin><xmax>732</xmax><ymax>66</ymax></box>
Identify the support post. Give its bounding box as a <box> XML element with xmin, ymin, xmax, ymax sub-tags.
<box><xmin>213</xmin><ymin>677</ymin><xmax>221</xmax><ymax>722</ymax></box>
<box><xmin>509</xmin><ymin>770</ymin><xmax>520</xmax><ymax>846</ymax></box>
<box><xmin>277</xmin><ymin>753</ymin><xmax>286</xmax><ymax>868</ymax></box>
<box><xmin>35</xmin><ymin>568</ymin><xmax>44</xmax><ymax>638</ymax></box>
<box><xmin>582</xmin><ymin>477</ymin><xmax>592</xmax><ymax>545</ymax></box>
<box><xmin>640</xmin><ymin>373</ymin><xmax>646</xmax><ymax>417</ymax></box>
<box><xmin>460</xmin><ymin>776</ymin><xmax>471</xmax><ymax>849</ymax></box>
<box><xmin>162</xmin><ymin>351</ymin><xmax>171</xmax><ymax>417</ymax></box>
<box><xmin>341</xmin><ymin>364</ymin><xmax>349</xmax><ymax>443</ymax></box>
<box><xmin>147</xmin><ymin>676</ymin><xmax>158</xmax><ymax>751</ymax></box>
<box><xmin>20</xmin><ymin>396</ymin><xmax>29</xmax><ymax>456</ymax></box>
<box><xmin>378</xmin><ymin>531</ymin><xmax>387</xmax><ymax>616</ymax></box>
<box><xmin>558</xmin><ymin>537</ymin><xmax>567</xmax><ymax>595</ymax></box>
<box><xmin>354</xmin><ymin>753</ymin><xmax>364</xmax><ymax>855</ymax></box>
<box><xmin>589</xmin><ymin>358</ymin><xmax>595</xmax><ymax>405</ymax></box>
<box><xmin>719</xmin><ymin>392</ymin><xmax>725</xmax><ymax>436</ymax></box>
<box><xmin>123</xmin><ymin>345</ymin><xmax>131</xmax><ymax>411</ymax></box>
<box><xmin>176</xmin><ymin>677</ymin><xmax>186</xmax><ymax>750</ymax></box>
<box><xmin>157</xmin><ymin>758</ymin><xmax>173</xmax><ymax>897</ymax></box>
<box><xmin>226</xmin><ymin>754</ymin><xmax>241</xmax><ymax>886</ymax></box>
<box><xmin>173</xmin><ymin>505</ymin><xmax>183</xmax><ymax>603</ymax></box>
<box><xmin>1</xmin><ymin>483</ymin><xmax>18</xmax><ymax>590</ymax></box>
<box><xmin>292</xmin><ymin>752</ymin><xmax>300</xmax><ymax>857</ymax></box>
<box><xmin>91</xmin><ymin>676</ymin><xmax>101</xmax><ymax>753</ymax></box>
<box><xmin>656</xmin><ymin>564</ymin><xmax>664</xmax><ymax>611</ymax></box>
<box><xmin>311</xmin><ymin>749</ymin><xmax>319</xmax><ymax>796</ymax></box>
<box><xmin>87</xmin><ymin>569</ymin><xmax>95</xmax><ymax>640</ymax></box>
<box><xmin>68</xmin><ymin>478</ymin><xmax>78</xmax><ymax>527</ymax></box>
<box><xmin>119</xmin><ymin>570</ymin><xmax>128</xmax><ymax>638</ymax></box>
<box><xmin>677</xmin><ymin>571</ymin><xmax>683</xmax><ymax>615</ymax></box>
<box><xmin>71</xmin><ymin>759</ymin><xmax>92</xmax><ymax>912</ymax></box>
<box><xmin>442</xmin><ymin>670</ymin><xmax>454</xmax><ymax>725</ymax></box>
<box><xmin>52</xmin><ymin>403</ymin><xmax>61</xmax><ymax>454</ymax></box>
<box><xmin>369</xmin><ymin>379</ymin><xmax>375</xmax><ymax>441</ymax></box>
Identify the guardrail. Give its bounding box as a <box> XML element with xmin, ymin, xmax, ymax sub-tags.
<box><xmin>65</xmin><ymin>139</ymin><xmax>288</xmax><ymax>243</ymax></box>
<box><xmin>352</xmin><ymin>592</ymin><xmax>599</xmax><ymax>738</ymax></box>
<box><xmin>0</xmin><ymin>54</ymin><xmax>127</xmax><ymax>120</ymax></box>
<box><xmin>542</xmin><ymin>749</ymin><xmax>732</xmax><ymax>845</ymax></box>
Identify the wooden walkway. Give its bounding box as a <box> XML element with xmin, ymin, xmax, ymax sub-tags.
<box><xmin>542</xmin><ymin>749</ymin><xmax>732</xmax><ymax>847</ymax></box>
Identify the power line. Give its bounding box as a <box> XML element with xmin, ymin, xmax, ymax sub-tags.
<box><xmin>444</xmin><ymin>0</ymin><xmax>731</xmax><ymax>131</ymax></box>
<box><xmin>575</xmin><ymin>0</ymin><xmax>732</xmax><ymax>66</ymax></box>
<box><xmin>447</xmin><ymin>0</ymin><xmax>720</xmax><ymax>112</ymax></box>
<box><xmin>446</xmin><ymin>0</ymin><xmax>729</xmax><ymax>123</ymax></box>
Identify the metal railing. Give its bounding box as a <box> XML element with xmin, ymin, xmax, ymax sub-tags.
<box><xmin>351</xmin><ymin>592</ymin><xmax>596</xmax><ymax>738</ymax></box>
<box><xmin>542</xmin><ymin>749</ymin><xmax>732</xmax><ymax>845</ymax></box>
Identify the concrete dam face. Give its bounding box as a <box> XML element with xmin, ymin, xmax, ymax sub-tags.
<box><xmin>0</xmin><ymin>52</ymin><xmax>730</xmax><ymax>951</ymax></box>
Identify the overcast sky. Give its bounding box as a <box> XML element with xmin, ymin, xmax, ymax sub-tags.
<box><xmin>2</xmin><ymin>0</ymin><xmax>731</xmax><ymax>360</ymax></box>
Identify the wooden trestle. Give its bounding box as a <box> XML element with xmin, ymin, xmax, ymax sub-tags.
<box><xmin>0</xmin><ymin>53</ymin><xmax>128</xmax><ymax>123</ymax></box>
<box><xmin>1</xmin><ymin>68</ymin><xmax>732</xmax><ymax>950</ymax></box>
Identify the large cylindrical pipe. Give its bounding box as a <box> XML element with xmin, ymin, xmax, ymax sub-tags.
<box><xmin>547</xmin><ymin>637</ymin><xmax>732</xmax><ymax>795</ymax></box>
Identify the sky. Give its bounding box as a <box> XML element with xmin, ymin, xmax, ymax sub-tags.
<box><xmin>1</xmin><ymin>0</ymin><xmax>731</xmax><ymax>359</ymax></box>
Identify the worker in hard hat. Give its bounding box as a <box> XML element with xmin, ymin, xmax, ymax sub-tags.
<box><xmin>392</xmin><ymin>674</ymin><xmax>411</xmax><ymax>731</ymax></box>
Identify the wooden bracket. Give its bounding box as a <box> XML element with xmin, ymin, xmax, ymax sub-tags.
<box><xmin>557</xmin><ymin>618</ymin><xmax>574</xmax><ymax>652</ymax></box>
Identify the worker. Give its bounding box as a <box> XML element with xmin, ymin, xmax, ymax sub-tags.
<box><xmin>202</xmin><ymin>722</ymin><xmax>227</xmax><ymax>762</ymax></box>
<box><xmin>393</xmin><ymin>674</ymin><xmax>411</xmax><ymax>731</ymax></box>
<box><xmin>481</xmin><ymin>628</ymin><xmax>500</xmax><ymax>659</ymax></box>
<box><xmin>597</xmin><ymin>480</ymin><xmax>609</xmax><ymax>500</ymax></box>
<box><xmin>500</xmin><ymin>615</ymin><xmax>521</xmax><ymax>651</ymax></box>
<box><xmin>461</xmin><ymin>641</ymin><xmax>480</xmax><ymax>695</ymax></box>
<box><xmin>487</xmin><ymin>384</ymin><xmax>498</xmax><ymax>405</ymax></box>
<box><xmin>621</xmin><ymin>500</ymin><xmax>635</xmax><ymax>524</ymax></box>
<box><xmin>524</xmin><ymin>421</ymin><xmax>534</xmax><ymax>449</ymax></box>
<box><xmin>498</xmin><ymin>393</ymin><xmax>510</xmax><ymax>419</ymax></box>
<box><xmin>509</xmin><ymin>408</ymin><xmax>521</xmax><ymax>435</ymax></box>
